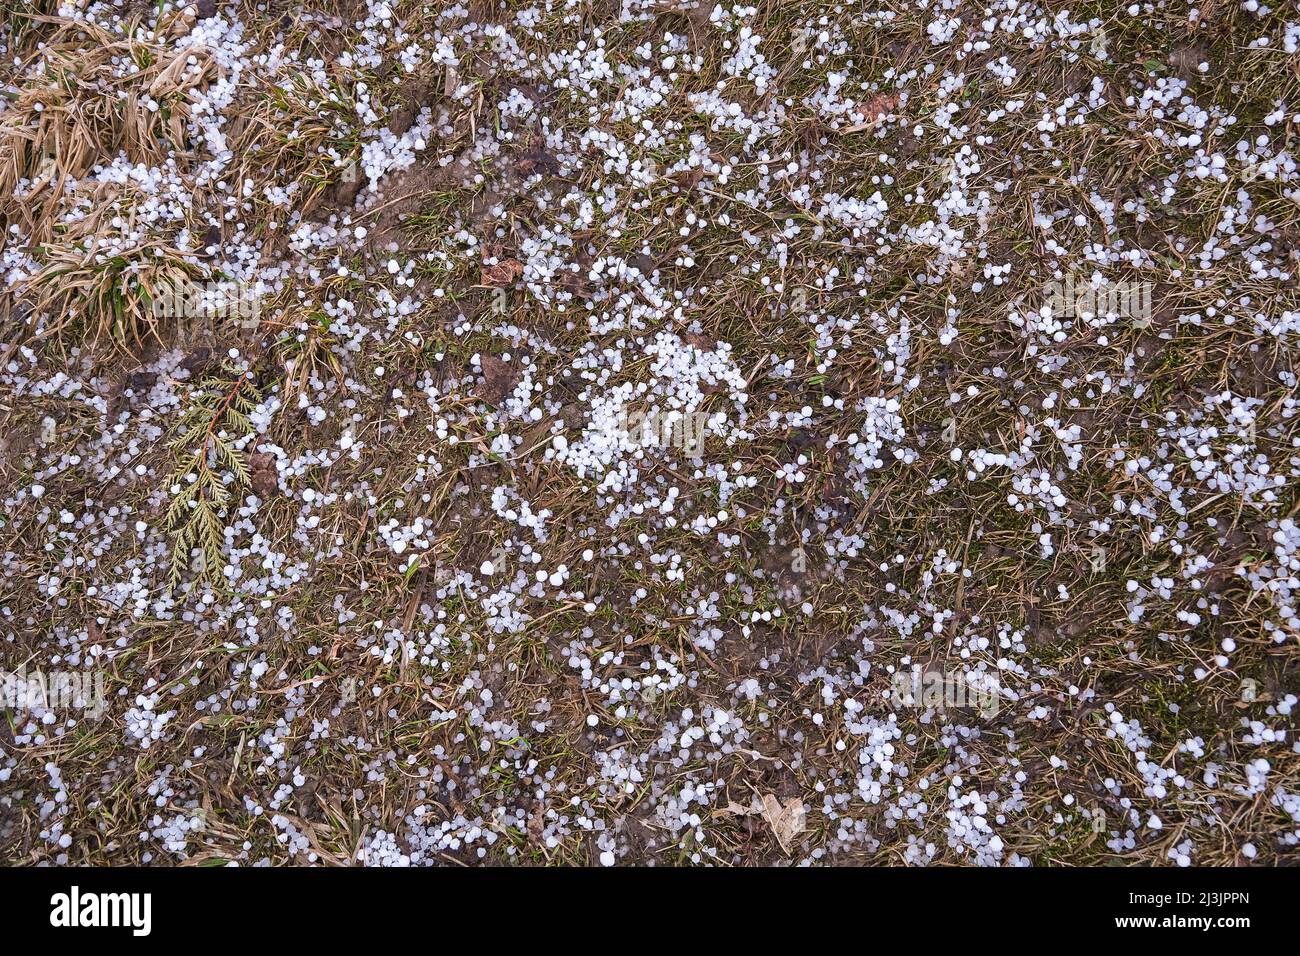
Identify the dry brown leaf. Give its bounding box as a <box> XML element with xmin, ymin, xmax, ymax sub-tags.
<box><xmin>477</xmin><ymin>354</ymin><xmax>518</xmax><ymax>405</ymax></box>
<box><xmin>843</xmin><ymin>92</ymin><xmax>900</xmax><ymax>132</ymax></box>
<box><xmin>249</xmin><ymin>451</ymin><xmax>278</xmax><ymax>500</ymax></box>
<box><xmin>721</xmin><ymin>793</ymin><xmax>806</xmax><ymax>853</ymax></box>
<box><xmin>758</xmin><ymin>794</ymin><xmax>806</xmax><ymax>852</ymax></box>
<box><xmin>480</xmin><ymin>243</ymin><xmax>524</xmax><ymax>287</ymax></box>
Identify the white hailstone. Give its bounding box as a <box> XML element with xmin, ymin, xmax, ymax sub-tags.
<box><xmin>31</xmin><ymin>484</ymin><xmax>45</xmax><ymax>498</ymax></box>
<box><xmin>599</xmin><ymin>850</ymin><xmax>616</xmax><ymax>866</ymax></box>
<box><xmin>480</xmin><ymin>560</ymin><xmax>496</xmax><ymax>575</ymax></box>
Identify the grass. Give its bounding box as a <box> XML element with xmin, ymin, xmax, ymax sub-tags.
<box><xmin>0</xmin><ymin>0</ymin><xmax>1296</xmax><ymax>868</ymax></box>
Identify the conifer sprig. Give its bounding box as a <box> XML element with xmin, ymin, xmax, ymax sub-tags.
<box><xmin>166</xmin><ymin>363</ymin><xmax>260</xmax><ymax>590</ymax></box>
